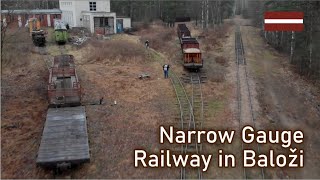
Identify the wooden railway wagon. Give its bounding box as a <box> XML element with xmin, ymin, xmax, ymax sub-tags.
<box><xmin>177</xmin><ymin>24</ymin><xmax>191</xmax><ymax>40</ymax></box>
<box><xmin>37</xmin><ymin>54</ymin><xmax>90</xmax><ymax>168</ymax></box>
<box><xmin>177</xmin><ymin>24</ymin><xmax>203</xmax><ymax>70</ymax></box>
<box><xmin>36</xmin><ymin>106</ymin><xmax>90</xmax><ymax>167</ymax></box>
<box><xmin>182</xmin><ymin>47</ymin><xmax>203</xmax><ymax>69</ymax></box>
<box><xmin>47</xmin><ymin>55</ymin><xmax>81</xmax><ymax>106</ymax></box>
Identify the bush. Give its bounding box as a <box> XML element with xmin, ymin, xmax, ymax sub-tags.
<box><xmin>86</xmin><ymin>39</ymin><xmax>149</xmax><ymax>65</ymax></box>
<box><xmin>215</xmin><ymin>56</ymin><xmax>228</xmax><ymax>67</ymax></box>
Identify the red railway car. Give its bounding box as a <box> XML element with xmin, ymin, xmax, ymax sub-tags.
<box><xmin>177</xmin><ymin>24</ymin><xmax>203</xmax><ymax>70</ymax></box>
<box><xmin>182</xmin><ymin>47</ymin><xmax>203</xmax><ymax>69</ymax></box>
<box><xmin>47</xmin><ymin>55</ymin><xmax>81</xmax><ymax>106</ymax></box>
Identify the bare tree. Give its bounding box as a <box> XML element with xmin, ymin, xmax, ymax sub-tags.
<box><xmin>1</xmin><ymin>10</ymin><xmax>14</xmax><ymax>62</ymax></box>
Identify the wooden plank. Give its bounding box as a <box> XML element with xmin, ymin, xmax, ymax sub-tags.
<box><xmin>37</xmin><ymin>106</ymin><xmax>90</xmax><ymax>166</ymax></box>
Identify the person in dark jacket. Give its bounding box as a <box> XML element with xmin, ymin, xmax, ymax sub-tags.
<box><xmin>163</xmin><ymin>64</ymin><xmax>170</xmax><ymax>79</ymax></box>
<box><xmin>145</xmin><ymin>40</ymin><xmax>149</xmax><ymax>49</ymax></box>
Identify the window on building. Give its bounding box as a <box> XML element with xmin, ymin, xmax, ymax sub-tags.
<box><xmin>89</xmin><ymin>2</ymin><xmax>96</xmax><ymax>11</ymax></box>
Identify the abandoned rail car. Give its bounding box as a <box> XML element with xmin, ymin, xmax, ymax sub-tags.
<box><xmin>54</xmin><ymin>19</ymin><xmax>68</xmax><ymax>44</ymax></box>
<box><xmin>36</xmin><ymin>106</ymin><xmax>90</xmax><ymax>167</ymax></box>
<box><xmin>48</xmin><ymin>54</ymin><xmax>81</xmax><ymax>106</ymax></box>
<box><xmin>32</xmin><ymin>30</ymin><xmax>46</xmax><ymax>46</ymax></box>
<box><xmin>37</xmin><ymin>54</ymin><xmax>90</xmax><ymax>168</ymax></box>
<box><xmin>182</xmin><ymin>48</ymin><xmax>203</xmax><ymax>69</ymax></box>
<box><xmin>177</xmin><ymin>24</ymin><xmax>203</xmax><ymax>70</ymax></box>
<box><xmin>55</xmin><ymin>29</ymin><xmax>68</xmax><ymax>44</ymax></box>
<box><xmin>177</xmin><ymin>23</ymin><xmax>191</xmax><ymax>39</ymax></box>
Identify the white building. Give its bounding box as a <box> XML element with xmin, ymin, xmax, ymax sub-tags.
<box><xmin>116</xmin><ymin>17</ymin><xmax>131</xmax><ymax>30</ymax></box>
<box><xmin>59</xmin><ymin>0</ymin><xmax>116</xmax><ymax>34</ymax></box>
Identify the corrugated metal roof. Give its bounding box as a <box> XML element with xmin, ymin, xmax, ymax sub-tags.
<box><xmin>1</xmin><ymin>9</ymin><xmax>62</xmax><ymax>14</ymax></box>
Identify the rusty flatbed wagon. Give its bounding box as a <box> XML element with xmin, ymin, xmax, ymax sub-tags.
<box><xmin>37</xmin><ymin>54</ymin><xmax>90</xmax><ymax>168</ymax></box>
<box><xmin>48</xmin><ymin>55</ymin><xmax>81</xmax><ymax>106</ymax></box>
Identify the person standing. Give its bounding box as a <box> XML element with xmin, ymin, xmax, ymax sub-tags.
<box><xmin>145</xmin><ymin>40</ymin><xmax>149</xmax><ymax>49</ymax></box>
<box><xmin>163</xmin><ymin>64</ymin><xmax>170</xmax><ymax>79</ymax></box>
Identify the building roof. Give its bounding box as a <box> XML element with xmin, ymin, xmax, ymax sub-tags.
<box><xmin>1</xmin><ymin>9</ymin><xmax>62</xmax><ymax>14</ymax></box>
<box><xmin>183</xmin><ymin>48</ymin><xmax>201</xmax><ymax>53</ymax></box>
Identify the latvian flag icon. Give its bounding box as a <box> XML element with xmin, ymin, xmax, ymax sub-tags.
<box><xmin>264</xmin><ymin>11</ymin><xmax>304</xmax><ymax>31</ymax></box>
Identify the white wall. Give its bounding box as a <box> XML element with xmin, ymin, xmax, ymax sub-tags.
<box><xmin>75</xmin><ymin>0</ymin><xmax>111</xmax><ymax>26</ymax></box>
<box><xmin>82</xmin><ymin>15</ymin><xmax>90</xmax><ymax>30</ymax></box>
<box><xmin>123</xmin><ymin>18</ymin><xmax>131</xmax><ymax>28</ymax></box>
<box><xmin>59</xmin><ymin>0</ymin><xmax>76</xmax><ymax>27</ymax></box>
<box><xmin>59</xmin><ymin>0</ymin><xmax>111</xmax><ymax>27</ymax></box>
<box><xmin>116</xmin><ymin>18</ymin><xmax>131</xmax><ymax>29</ymax></box>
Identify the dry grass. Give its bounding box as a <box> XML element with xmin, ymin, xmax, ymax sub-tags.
<box><xmin>215</xmin><ymin>56</ymin><xmax>228</xmax><ymax>67</ymax></box>
<box><xmin>133</xmin><ymin>24</ymin><xmax>177</xmax><ymax>55</ymax></box>
<box><xmin>1</xmin><ymin>29</ymin><xmax>34</xmax><ymax>68</ymax></box>
<box><xmin>2</xmin><ymin>43</ymin><xmax>32</xmax><ymax>68</ymax></box>
<box><xmin>140</xmin><ymin>30</ymin><xmax>175</xmax><ymax>50</ymax></box>
<box><xmin>1</xmin><ymin>26</ymin><xmax>179</xmax><ymax>178</ymax></box>
<box><xmin>84</xmin><ymin>39</ymin><xmax>149</xmax><ymax>65</ymax></box>
<box><xmin>200</xmin><ymin>23</ymin><xmax>233</xmax><ymax>51</ymax></box>
<box><xmin>1</xmin><ymin>29</ymin><xmax>49</xmax><ymax>178</ymax></box>
<box><xmin>209</xmin><ymin>66</ymin><xmax>226</xmax><ymax>82</ymax></box>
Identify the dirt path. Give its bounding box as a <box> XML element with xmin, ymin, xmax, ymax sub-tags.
<box><xmin>241</xmin><ymin>24</ymin><xmax>320</xmax><ymax>178</ymax></box>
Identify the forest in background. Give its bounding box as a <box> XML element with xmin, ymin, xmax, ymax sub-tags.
<box><xmin>246</xmin><ymin>1</ymin><xmax>320</xmax><ymax>81</ymax></box>
<box><xmin>111</xmin><ymin>0</ymin><xmax>234</xmax><ymax>28</ymax></box>
<box><xmin>1</xmin><ymin>0</ymin><xmax>59</xmax><ymax>10</ymax></box>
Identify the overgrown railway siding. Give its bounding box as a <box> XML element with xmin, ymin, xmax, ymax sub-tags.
<box><xmin>235</xmin><ymin>25</ymin><xmax>265</xmax><ymax>179</ymax></box>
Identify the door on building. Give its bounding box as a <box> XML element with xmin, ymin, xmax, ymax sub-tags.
<box><xmin>36</xmin><ymin>14</ymin><xmax>47</xmax><ymax>27</ymax></box>
<box><xmin>116</xmin><ymin>19</ymin><xmax>123</xmax><ymax>33</ymax></box>
<box><xmin>94</xmin><ymin>17</ymin><xmax>114</xmax><ymax>35</ymax></box>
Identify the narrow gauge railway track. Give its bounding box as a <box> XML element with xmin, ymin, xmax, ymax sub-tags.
<box><xmin>58</xmin><ymin>44</ymin><xmax>68</xmax><ymax>55</ymax></box>
<box><xmin>170</xmin><ymin>72</ymin><xmax>204</xmax><ymax>179</ymax></box>
<box><xmin>37</xmin><ymin>44</ymin><xmax>75</xmax><ymax>179</ymax></box>
<box><xmin>38</xmin><ymin>46</ymin><xmax>48</xmax><ymax>55</ymax></box>
<box><xmin>182</xmin><ymin>72</ymin><xmax>206</xmax><ymax>132</ymax></box>
<box><xmin>37</xmin><ymin>44</ymin><xmax>69</xmax><ymax>70</ymax></box>
<box><xmin>235</xmin><ymin>25</ymin><xmax>265</xmax><ymax>179</ymax></box>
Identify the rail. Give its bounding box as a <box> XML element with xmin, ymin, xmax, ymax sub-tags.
<box><xmin>235</xmin><ymin>25</ymin><xmax>265</xmax><ymax>179</ymax></box>
<box><xmin>170</xmin><ymin>71</ymin><xmax>204</xmax><ymax>179</ymax></box>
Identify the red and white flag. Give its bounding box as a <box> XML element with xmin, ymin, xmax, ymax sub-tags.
<box><xmin>264</xmin><ymin>11</ymin><xmax>304</xmax><ymax>31</ymax></box>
